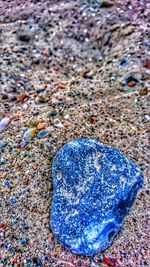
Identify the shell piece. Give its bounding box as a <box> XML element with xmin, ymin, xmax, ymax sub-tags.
<box><xmin>0</xmin><ymin>118</ymin><xmax>10</xmax><ymax>131</ymax></box>
<box><xmin>20</xmin><ymin>128</ymin><xmax>36</xmax><ymax>148</ymax></box>
<box><xmin>50</xmin><ymin>138</ymin><xmax>144</xmax><ymax>256</ymax></box>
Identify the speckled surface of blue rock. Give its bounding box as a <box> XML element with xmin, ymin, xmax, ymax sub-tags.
<box><xmin>50</xmin><ymin>138</ymin><xmax>143</xmax><ymax>256</ymax></box>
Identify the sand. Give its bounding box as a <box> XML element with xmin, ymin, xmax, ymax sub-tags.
<box><xmin>0</xmin><ymin>0</ymin><xmax>149</xmax><ymax>266</ymax></box>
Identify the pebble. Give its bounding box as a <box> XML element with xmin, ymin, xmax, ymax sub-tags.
<box><xmin>0</xmin><ymin>157</ymin><xmax>7</xmax><ymax>164</ymax></box>
<box><xmin>50</xmin><ymin>138</ymin><xmax>143</xmax><ymax>256</ymax></box>
<box><xmin>16</xmin><ymin>92</ymin><xmax>29</xmax><ymax>103</ymax></box>
<box><xmin>2</xmin><ymin>179</ymin><xmax>11</xmax><ymax>187</ymax></box>
<box><xmin>0</xmin><ymin>142</ymin><xmax>8</xmax><ymax>153</ymax></box>
<box><xmin>1</xmin><ymin>172</ymin><xmax>7</xmax><ymax>179</ymax></box>
<box><xmin>49</xmin><ymin>110</ymin><xmax>58</xmax><ymax>117</ymax></box>
<box><xmin>119</xmin><ymin>59</ymin><xmax>128</xmax><ymax>67</ymax></box>
<box><xmin>37</xmin><ymin>121</ymin><xmax>46</xmax><ymax>130</ymax></box>
<box><xmin>100</xmin><ymin>0</ymin><xmax>114</xmax><ymax>8</ymax></box>
<box><xmin>0</xmin><ymin>117</ymin><xmax>10</xmax><ymax>131</ymax></box>
<box><xmin>139</xmin><ymin>88</ymin><xmax>148</xmax><ymax>96</ymax></box>
<box><xmin>126</xmin><ymin>76</ymin><xmax>139</xmax><ymax>87</ymax></box>
<box><xmin>63</xmin><ymin>114</ymin><xmax>70</xmax><ymax>120</ymax></box>
<box><xmin>144</xmin><ymin>114</ymin><xmax>150</xmax><ymax>121</ymax></box>
<box><xmin>103</xmin><ymin>257</ymin><xmax>117</xmax><ymax>267</ymax></box>
<box><xmin>10</xmin><ymin>196</ymin><xmax>17</xmax><ymax>205</ymax></box>
<box><xmin>20</xmin><ymin>127</ymin><xmax>36</xmax><ymax>148</ymax></box>
<box><xmin>37</xmin><ymin>129</ymin><xmax>49</xmax><ymax>138</ymax></box>
<box><xmin>54</xmin><ymin>120</ymin><xmax>64</xmax><ymax>128</ymax></box>
<box><xmin>145</xmin><ymin>59</ymin><xmax>150</xmax><ymax>69</ymax></box>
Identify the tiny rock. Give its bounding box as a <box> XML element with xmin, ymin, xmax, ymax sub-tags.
<box><xmin>37</xmin><ymin>122</ymin><xmax>46</xmax><ymax>130</ymax></box>
<box><xmin>16</xmin><ymin>93</ymin><xmax>29</xmax><ymax>103</ymax></box>
<box><xmin>145</xmin><ymin>59</ymin><xmax>150</xmax><ymax>69</ymax></box>
<box><xmin>139</xmin><ymin>88</ymin><xmax>148</xmax><ymax>96</ymax></box>
<box><xmin>0</xmin><ymin>117</ymin><xmax>10</xmax><ymax>131</ymax></box>
<box><xmin>101</xmin><ymin>0</ymin><xmax>114</xmax><ymax>8</ymax></box>
<box><xmin>1</xmin><ymin>172</ymin><xmax>7</xmax><ymax>179</ymax></box>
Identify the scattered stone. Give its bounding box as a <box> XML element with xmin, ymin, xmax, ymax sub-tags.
<box><xmin>0</xmin><ymin>157</ymin><xmax>7</xmax><ymax>164</ymax></box>
<box><xmin>53</xmin><ymin>119</ymin><xmax>64</xmax><ymax>128</ymax></box>
<box><xmin>126</xmin><ymin>76</ymin><xmax>139</xmax><ymax>87</ymax></box>
<box><xmin>0</xmin><ymin>117</ymin><xmax>11</xmax><ymax>131</ymax></box>
<box><xmin>144</xmin><ymin>114</ymin><xmax>150</xmax><ymax>121</ymax></box>
<box><xmin>50</xmin><ymin>138</ymin><xmax>143</xmax><ymax>256</ymax></box>
<box><xmin>16</xmin><ymin>93</ymin><xmax>29</xmax><ymax>103</ymax></box>
<box><xmin>20</xmin><ymin>128</ymin><xmax>36</xmax><ymax>148</ymax></box>
<box><xmin>0</xmin><ymin>142</ymin><xmax>8</xmax><ymax>152</ymax></box>
<box><xmin>37</xmin><ymin>121</ymin><xmax>46</xmax><ymax>130</ymax></box>
<box><xmin>63</xmin><ymin>114</ymin><xmax>70</xmax><ymax>120</ymax></box>
<box><xmin>49</xmin><ymin>110</ymin><xmax>58</xmax><ymax>118</ymax></box>
<box><xmin>81</xmin><ymin>69</ymin><xmax>96</xmax><ymax>79</ymax></box>
<box><xmin>119</xmin><ymin>59</ymin><xmax>128</xmax><ymax>67</ymax></box>
<box><xmin>144</xmin><ymin>59</ymin><xmax>150</xmax><ymax>69</ymax></box>
<box><xmin>1</xmin><ymin>172</ymin><xmax>7</xmax><ymax>179</ymax></box>
<box><xmin>36</xmin><ymin>88</ymin><xmax>46</xmax><ymax>94</ymax></box>
<box><xmin>103</xmin><ymin>257</ymin><xmax>117</xmax><ymax>267</ymax></box>
<box><xmin>101</xmin><ymin>0</ymin><xmax>114</xmax><ymax>8</ymax></box>
<box><xmin>10</xmin><ymin>196</ymin><xmax>17</xmax><ymax>205</ymax></box>
<box><xmin>139</xmin><ymin>88</ymin><xmax>148</xmax><ymax>96</ymax></box>
<box><xmin>37</xmin><ymin>129</ymin><xmax>49</xmax><ymax>138</ymax></box>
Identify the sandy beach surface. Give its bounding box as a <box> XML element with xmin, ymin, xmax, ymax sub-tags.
<box><xmin>0</xmin><ymin>0</ymin><xmax>149</xmax><ymax>266</ymax></box>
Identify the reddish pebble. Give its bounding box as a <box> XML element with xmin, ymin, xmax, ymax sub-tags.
<box><xmin>16</xmin><ymin>93</ymin><xmax>29</xmax><ymax>103</ymax></box>
<box><xmin>53</xmin><ymin>67</ymin><xmax>60</xmax><ymax>71</ymax></box>
<box><xmin>81</xmin><ymin>69</ymin><xmax>90</xmax><ymax>77</ymax></box>
<box><xmin>11</xmin><ymin>259</ymin><xmax>18</xmax><ymax>263</ymax></box>
<box><xmin>0</xmin><ymin>223</ymin><xmax>4</xmax><ymax>228</ymax></box>
<box><xmin>127</xmin><ymin>81</ymin><xmax>136</xmax><ymax>87</ymax></box>
<box><xmin>145</xmin><ymin>59</ymin><xmax>150</xmax><ymax>69</ymax></box>
<box><xmin>103</xmin><ymin>257</ymin><xmax>117</xmax><ymax>267</ymax></box>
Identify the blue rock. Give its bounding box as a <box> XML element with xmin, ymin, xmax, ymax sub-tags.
<box><xmin>37</xmin><ymin>129</ymin><xmax>49</xmax><ymax>138</ymax></box>
<box><xmin>50</xmin><ymin>138</ymin><xmax>143</xmax><ymax>256</ymax></box>
<box><xmin>10</xmin><ymin>196</ymin><xmax>17</xmax><ymax>205</ymax></box>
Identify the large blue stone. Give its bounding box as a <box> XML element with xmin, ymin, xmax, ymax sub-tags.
<box><xmin>50</xmin><ymin>138</ymin><xmax>143</xmax><ymax>256</ymax></box>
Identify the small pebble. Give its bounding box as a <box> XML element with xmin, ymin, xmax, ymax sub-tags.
<box><xmin>144</xmin><ymin>114</ymin><xmax>150</xmax><ymax>121</ymax></box>
<box><xmin>0</xmin><ymin>117</ymin><xmax>10</xmax><ymax>131</ymax></box>
<box><xmin>145</xmin><ymin>58</ymin><xmax>150</xmax><ymax>69</ymax></box>
<box><xmin>20</xmin><ymin>127</ymin><xmax>36</xmax><ymax>148</ymax></box>
<box><xmin>139</xmin><ymin>88</ymin><xmax>148</xmax><ymax>96</ymax></box>
<box><xmin>37</xmin><ymin>129</ymin><xmax>49</xmax><ymax>138</ymax></box>
<box><xmin>37</xmin><ymin>121</ymin><xmax>46</xmax><ymax>130</ymax></box>
<box><xmin>1</xmin><ymin>172</ymin><xmax>7</xmax><ymax>179</ymax></box>
<box><xmin>16</xmin><ymin>93</ymin><xmax>29</xmax><ymax>103</ymax></box>
<box><xmin>126</xmin><ymin>76</ymin><xmax>139</xmax><ymax>87</ymax></box>
<box><xmin>0</xmin><ymin>142</ymin><xmax>8</xmax><ymax>152</ymax></box>
<box><xmin>119</xmin><ymin>59</ymin><xmax>128</xmax><ymax>67</ymax></box>
<box><xmin>10</xmin><ymin>196</ymin><xmax>17</xmax><ymax>205</ymax></box>
<box><xmin>54</xmin><ymin>119</ymin><xmax>64</xmax><ymax>128</ymax></box>
<box><xmin>49</xmin><ymin>110</ymin><xmax>58</xmax><ymax>117</ymax></box>
<box><xmin>101</xmin><ymin>0</ymin><xmax>114</xmax><ymax>7</ymax></box>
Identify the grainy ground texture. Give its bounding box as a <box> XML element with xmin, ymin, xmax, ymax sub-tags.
<box><xmin>0</xmin><ymin>0</ymin><xmax>150</xmax><ymax>266</ymax></box>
